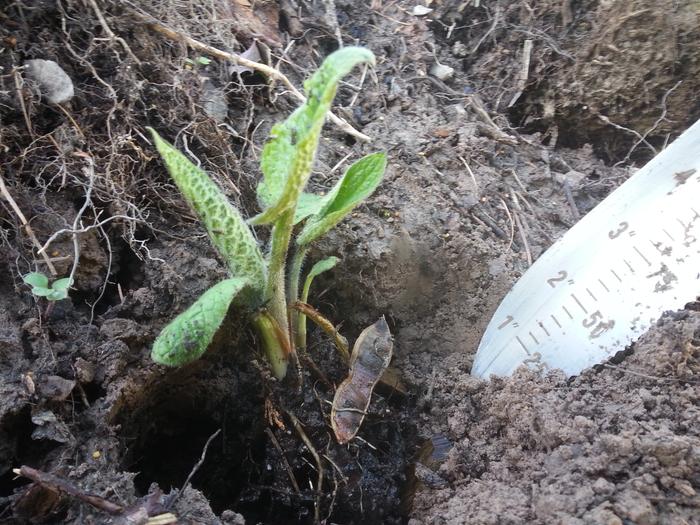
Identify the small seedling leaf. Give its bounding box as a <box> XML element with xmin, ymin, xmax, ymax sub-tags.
<box><xmin>250</xmin><ymin>47</ymin><xmax>375</xmax><ymax>226</ymax></box>
<box><xmin>23</xmin><ymin>272</ymin><xmax>49</xmax><ymax>289</ymax></box>
<box><xmin>30</xmin><ymin>287</ymin><xmax>53</xmax><ymax>298</ymax></box>
<box><xmin>305</xmin><ymin>256</ymin><xmax>339</xmax><ymax>285</ymax></box>
<box><xmin>51</xmin><ymin>278</ymin><xmax>72</xmax><ymax>292</ymax></box>
<box><xmin>331</xmin><ymin>316</ymin><xmax>393</xmax><ymax>444</ymax></box>
<box><xmin>47</xmin><ymin>289</ymin><xmax>68</xmax><ymax>301</ymax></box>
<box><xmin>148</xmin><ymin>128</ymin><xmax>266</xmax><ymax>301</ymax></box>
<box><xmin>152</xmin><ymin>278</ymin><xmax>249</xmax><ymax>366</ymax></box>
<box><xmin>297</xmin><ymin>152</ymin><xmax>386</xmax><ymax>245</ymax></box>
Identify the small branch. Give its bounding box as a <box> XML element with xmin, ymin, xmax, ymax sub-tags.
<box><xmin>133</xmin><ymin>12</ymin><xmax>370</xmax><ymax>142</ymax></box>
<box><xmin>0</xmin><ymin>171</ymin><xmax>57</xmax><ymax>275</ymax></box>
<box><xmin>37</xmin><ymin>214</ymin><xmax>144</xmax><ymax>255</ymax></box>
<box><xmin>85</xmin><ymin>0</ymin><xmax>141</xmax><ymax>64</ymax></box>
<box><xmin>265</xmin><ymin>428</ymin><xmax>301</xmax><ymax>494</ymax></box>
<box><xmin>285</xmin><ymin>410</ymin><xmax>323</xmax><ymax>525</ymax></box>
<box><xmin>13</xmin><ymin>465</ymin><xmax>123</xmax><ymax>515</ymax></box>
<box><xmin>166</xmin><ymin>429</ymin><xmax>221</xmax><ymax>508</ymax></box>
<box><xmin>66</xmin><ymin>153</ymin><xmax>97</xmax><ymax>287</ymax></box>
<box><xmin>292</xmin><ymin>302</ymin><xmax>350</xmax><ymax>364</ymax></box>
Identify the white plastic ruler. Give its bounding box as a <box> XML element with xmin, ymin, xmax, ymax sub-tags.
<box><xmin>473</xmin><ymin>119</ymin><xmax>700</xmax><ymax>378</ymax></box>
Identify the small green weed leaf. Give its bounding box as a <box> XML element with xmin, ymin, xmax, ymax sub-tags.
<box><xmin>24</xmin><ymin>272</ymin><xmax>49</xmax><ymax>288</ymax></box>
<box><xmin>30</xmin><ymin>287</ymin><xmax>53</xmax><ymax>297</ymax></box>
<box><xmin>148</xmin><ymin>128</ymin><xmax>266</xmax><ymax>300</ymax></box>
<box><xmin>196</xmin><ymin>56</ymin><xmax>212</xmax><ymax>66</ymax></box>
<box><xmin>51</xmin><ymin>278</ymin><xmax>72</xmax><ymax>292</ymax></box>
<box><xmin>47</xmin><ymin>289</ymin><xmax>67</xmax><ymax>301</ymax></box>
<box><xmin>250</xmin><ymin>47</ymin><xmax>375</xmax><ymax>226</ymax></box>
<box><xmin>152</xmin><ymin>278</ymin><xmax>248</xmax><ymax>366</ymax></box>
<box><xmin>297</xmin><ymin>152</ymin><xmax>386</xmax><ymax>246</ymax></box>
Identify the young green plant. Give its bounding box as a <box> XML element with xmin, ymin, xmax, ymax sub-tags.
<box><xmin>149</xmin><ymin>47</ymin><xmax>387</xmax><ymax>380</ymax></box>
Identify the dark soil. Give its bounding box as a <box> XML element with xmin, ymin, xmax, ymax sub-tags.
<box><xmin>1</xmin><ymin>1</ymin><xmax>698</xmax><ymax>524</ymax></box>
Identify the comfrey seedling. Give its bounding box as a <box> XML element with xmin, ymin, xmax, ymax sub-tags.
<box><xmin>148</xmin><ymin>47</ymin><xmax>386</xmax><ymax>380</ymax></box>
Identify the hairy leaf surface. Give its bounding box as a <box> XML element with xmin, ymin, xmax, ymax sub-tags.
<box><xmin>297</xmin><ymin>152</ymin><xmax>386</xmax><ymax>246</ymax></box>
<box><xmin>152</xmin><ymin>278</ymin><xmax>248</xmax><ymax>366</ymax></box>
<box><xmin>149</xmin><ymin>129</ymin><xmax>266</xmax><ymax>299</ymax></box>
<box><xmin>302</xmin><ymin>256</ymin><xmax>339</xmax><ymax>299</ymax></box>
<box><xmin>250</xmin><ymin>47</ymin><xmax>375</xmax><ymax>225</ymax></box>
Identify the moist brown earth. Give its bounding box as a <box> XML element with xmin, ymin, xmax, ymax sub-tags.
<box><xmin>0</xmin><ymin>1</ymin><xmax>698</xmax><ymax>524</ymax></box>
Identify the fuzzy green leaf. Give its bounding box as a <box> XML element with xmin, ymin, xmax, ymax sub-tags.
<box><xmin>148</xmin><ymin>128</ymin><xmax>266</xmax><ymax>301</ymax></box>
<box><xmin>294</xmin><ymin>192</ymin><xmax>326</xmax><ymax>224</ymax></box>
<box><xmin>302</xmin><ymin>256</ymin><xmax>339</xmax><ymax>302</ymax></box>
<box><xmin>152</xmin><ymin>278</ymin><xmax>248</xmax><ymax>366</ymax></box>
<box><xmin>24</xmin><ymin>272</ymin><xmax>49</xmax><ymax>288</ymax></box>
<box><xmin>297</xmin><ymin>152</ymin><xmax>386</xmax><ymax>246</ymax></box>
<box><xmin>250</xmin><ymin>47</ymin><xmax>375</xmax><ymax>226</ymax></box>
<box><xmin>306</xmin><ymin>256</ymin><xmax>340</xmax><ymax>282</ymax></box>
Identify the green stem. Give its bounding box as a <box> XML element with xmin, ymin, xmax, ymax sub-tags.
<box><xmin>251</xmin><ymin>311</ymin><xmax>289</xmax><ymax>380</ymax></box>
<box><xmin>264</xmin><ymin>209</ymin><xmax>296</xmax><ymax>377</ymax></box>
<box><xmin>289</xmin><ymin>246</ymin><xmax>308</xmax><ymax>348</ymax></box>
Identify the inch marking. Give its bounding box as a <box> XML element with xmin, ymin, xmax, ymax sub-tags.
<box><xmin>571</xmin><ymin>293</ymin><xmax>588</xmax><ymax>314</ymax></box>
<box><xmin>633</xmin><ymin>246</ymin><xmax>652</xmax><ymax>266</ymax></box>
<box><xmin>598</xmin><ymin>278</ymin><xmax>610</xmax><ymax>292</ymax></box>
<box><xmin>550</xmin><ymin>314</ymin><xmax>562</xmax><ymax>328</ymax></box>
<box><xmin>623</xmin><ymin>259</ymin><xmax>635</xmax><ymax>273</ymax></box>
<box><xmin>562</xmin><ymin>305</ymin><xmax>573</xmax><ymax>320</ymax></box>
<box><xmin>611</xmin><ymin>269</ymin><xmax>622</xmax><ymax>282</ymax></box>
<box><xmin>529</xmin><ymin>331</ymin><xmax>539</xmax><ymax>345</ymax></box>
<box><xmin>515</xmin><ymin>336</ymin><xmax>530</xmax><ymax>355</ymax></box>
<box><xmin>538</xmin><ymin>321</ymin><xmax>550</xmax><ymax>337</ymax></box>
<box><xmin>586</xmin><ymin>287</ymin><xmax>597</xmax><ymax>301</ymax></box>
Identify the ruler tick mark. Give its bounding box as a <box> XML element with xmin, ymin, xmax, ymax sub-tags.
<box><xmin>538</xmin><ymin>321</ymin><xmax>550</xmax><ymax>337</ymax></box>
<box><xmin>497</xmin><ymin>315</ymin><xmax>514</xmax><ymax>330</ymax></box>
<box><xmin>598</xmin><ymin>278</ymin><xmax>610</xmax><ymax>292</ymax></box>
<box><xmin>633</xmin><ymin>246</ymin><xmax>652</xmax><ymax>266</ymax></box>
<box><xmin>662</xmin><ymin>228</ymin><xmax>675</xmax><ymax>242</ymax></box>
<box><xmin>586</xmin><ymin>288</ymin><xmax>597</xmax><ymax>301</ymax></box>
<box><xmin>529</xmin><ymin>331</ymin><xmax>539</xmax><ymax>345</ymax></box>
<box><xmin>550</xmin><ymin>314</ymin><xmax>562</xmax><ymax>328</ymax></box>
<box><xmin>623</xmin><ymin>259</ymin><xmax>635</xmax><ymax>273</ymax></box>
<box><xmin>562</xmin><ymin>305</ymin><xmax>573</xmax><ymax>320</ymax></box>
<box><xmin>515</xmin><ymin>336</ymin><xmax>530</xmax><ymax>355</ymax></box>
<box><xmin>571</xmin><ymin>293</ymin><xmax>588</xmax><ymax>314</ymax></box>
<box><xmin>611</xmin><ymin>269</ymin><xmax>622</xmax><ymax>282</ymax></box>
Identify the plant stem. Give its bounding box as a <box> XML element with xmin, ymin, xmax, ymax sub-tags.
<box><xmin>289</xmin><ymin>246</ymin><xmax>308</xmax><ymax>348</ymax></box>
<box><xmin>251</xmin><ymin>311</ymin><xmax>289</xmax><ymax>380</ymax></box>
<box><xmin>265</xmin><ymin>209</ymin><xmax>295</xmax><ymax>375</ymax></box>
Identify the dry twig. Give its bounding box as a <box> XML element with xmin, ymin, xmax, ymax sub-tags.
<box><xmin>13</xmin><ymin>465</ymin><xmax>123</xmax><ymax>515</ymax></box>
<box><xmin>0</xmin><ymin>171</ymin><xmax>57</xmax><ymax>275</ymax></box>
<box><xmin>131</xmin><ymin>11</ymin><xmax>370</xmax><ymax>142</ymax></box>
<box><xmin>285</xmin><ymin>410</ymin><xmax>324</xmax><ymax>524</ymax></box>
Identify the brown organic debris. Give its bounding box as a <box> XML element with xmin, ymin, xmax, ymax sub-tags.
<box><xmin>331</xmin><ymin>316</ymin><xmax>393</xmax><ymax>444</ymax></box>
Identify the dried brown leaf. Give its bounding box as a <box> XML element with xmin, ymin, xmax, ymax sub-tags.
<box><xmin>331</xmin><ymin>317</ymin><xmax>393</xmax><ymax>444</ymax></box>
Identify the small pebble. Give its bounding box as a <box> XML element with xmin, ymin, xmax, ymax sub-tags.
<box><xmin>24</xmin><ymin>59</ymin><xmax>75</xmax><ymax>104</ymax></box>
